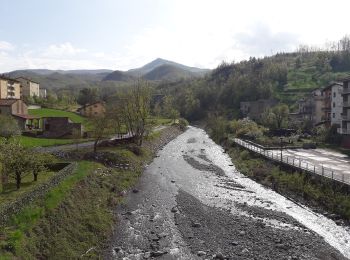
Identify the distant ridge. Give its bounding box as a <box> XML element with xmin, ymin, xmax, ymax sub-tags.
<box><xmin>102</xmin><ymin>70</ymin><xmax>135</xmax><ymax>82</ymax></box>
<box><xmin>126</xmin><ymin>58</ymin><xmax>209</xmax><ymax>77</ymax></box>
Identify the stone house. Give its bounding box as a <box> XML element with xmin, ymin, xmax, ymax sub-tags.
<box><xmin>0</xmin><ymin>75</ymin><xmax>21</xmax><ymax>99</ymax></box>
<box><xmin>0</xmin><ymin>99</ymin><xmax>39</xmax><ymax>130</ymax></box>
<box><xmin>77</xmin><ymin>101</ymin><xmax>105</xmax><ymax>117</ymax></box>
<box><xmin>16</xmin><ymin>77</ymin><xmax>40</xmax><ymax>98</ymax></box>
<box><xmin>240</xmin><ymin>99</ymin><xmax>278</xmax><ymax>121</ymax></box>
<box><xmin>42</xmin><ymin>117</ymin><xmax>83</xmax><ymax>138</ymax></box>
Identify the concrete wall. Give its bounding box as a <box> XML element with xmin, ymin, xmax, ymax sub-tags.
<box><xmin>0</xmin><ymin>162</ymin><xmax>77</xmax><ymax>225</ymax></box>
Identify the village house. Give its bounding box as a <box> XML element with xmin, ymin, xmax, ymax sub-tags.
<box><xmin>77</xmin><ymin>101</ymin><xmax>105</xmax><ymax>117</ymax></box>
<box><xmin>0</xmin><ymin>99</ymin><xmax>39</xmax><ymax>130</ymax></box>
<box><xmin>0</xmin><ymin>75</ymin><xmax>21</xmax><ymax>99</ymax></box>
<box><xmin>41</xmin><ymin>117</ymin><xmax>83</xmax><ymax>138</ymax></box>
<box><xmin>16</xmin><ymin>77</ymin><xmax>40</xmax><ymax>98</ymax></box>
<box><xmin>240</xmin><ymin>99</ymin><xmax>278</xmax><ymax>121</ymax></box>
<box><xmin>293</xmin><ymin>88</ymin><xmax>325</xmax><ymax>127</ymax></box>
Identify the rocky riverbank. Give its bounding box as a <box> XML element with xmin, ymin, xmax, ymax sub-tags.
<box><xmin>107</xmin><ymin>126</ymin><xmax>350</xmax><ymax>260</ymax></box>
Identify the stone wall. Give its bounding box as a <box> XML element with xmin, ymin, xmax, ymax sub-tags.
<box><xmin>0</xmin><ymin>162</ymin><xmax>78</xmax><ymax>225</ymax></box>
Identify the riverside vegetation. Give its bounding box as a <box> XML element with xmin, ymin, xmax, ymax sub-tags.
<box><xmin>227</xmin><ymin>144</ymin><xmax>350</xmax><ymax>223</ymax></box>
<box><xmin>0</xmin><ymin>125</ymin><xmax>185</xmax><ymax>259</ymax></box>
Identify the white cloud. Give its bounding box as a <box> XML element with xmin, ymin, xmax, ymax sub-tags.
<box><xmin>0</xmin><ymin>41</ymin><xmax>14</xmax><ymax>51</ymax></box>
<box><xmin>42</xmin><ymin>42</ymin><xmax>86</xmax><ymax>58</ymax></box>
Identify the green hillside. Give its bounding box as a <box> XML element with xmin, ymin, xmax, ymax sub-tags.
<box><xmin>156</xmin><ymin>48</ymin><xmax>350</xmax><ymax>120</ymax></box>
<box><xmin>29</xmin><ymin>108</ymin><xmax>86</xmax><ymax>124</ymax></box>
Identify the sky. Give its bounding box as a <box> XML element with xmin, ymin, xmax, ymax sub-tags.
<box><xmin>1</xmin><ymin>0</ymin><xmax>350</xmax><ymax>72</ymax></box>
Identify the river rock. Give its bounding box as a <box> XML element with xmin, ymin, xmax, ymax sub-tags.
<box><xmin>150</xmin><ymin>250</ymin><xmax>167</xmax><ymax>257</ymax></box>
<box><xmin>197</xmin><ymin>251</ymin><xmax>206</xmax><ymax>256</ymax></box>
<box><xmin>214</xmin><ymin>252</ymin><xmax>225</xmax><ymax>259</ymax></box>
<box><xmin>192</xmin><ymin>222</ymin><xmax>201</xmax><ymax>228</ymax></box>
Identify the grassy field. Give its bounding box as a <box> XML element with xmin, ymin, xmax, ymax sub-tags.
<box><xmin>29</xmin><ymin>108</ymin><xmax>86</xmax><ymax>124</ymax></box>
<box><xmin>17</xmin><ymin>136</ymin><xmax>76</xmax><ymax>148</ymax></box>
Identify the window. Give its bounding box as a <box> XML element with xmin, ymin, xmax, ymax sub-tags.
<box><xmin>333</xmin><ymin>113</ymin><xmax>335</xmax><ymax>118</ymax></box>
<box><xmin>333</xmin><ymin>102</ymin><xmax>335</xmax><ymax>108</ymax></box>
<box><xmin>333</xmin><ymin>92</ymin><xmax>336</xmax><ymax>98</ymax></box>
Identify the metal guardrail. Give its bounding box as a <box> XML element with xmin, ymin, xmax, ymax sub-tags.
<box><xmin>234</xmin><ymin>138</ymin><xmax>350</xmax><ymax>186</ymax></box>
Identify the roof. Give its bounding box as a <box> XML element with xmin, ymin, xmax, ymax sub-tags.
<box><xmin>13</xmin><ymin>114</ymin><xmax>40</xmax><ymax>120</ymax></box>
<box><xmin>0</xmin><ymin>99</ymin><xmax>18</xmax><ymax>106</ymax></box>
<box><xmin>16</xmin><ymin>77</ymin><xmax>40</xmax><ymax>84</ymax></box>
<box><xmin>0</xmin><ymin>75</ymin><xmax>20</xmax><ymax>83</ymax></box>
<box><xmin>337</xmin><ymin>75</ymin><xmax>350</xmax><ymax>82</ymax></box>
<box><xmin>322</xmin><ymin>82</ymin><xmax>343</xmax><ymax>91</ymax></box>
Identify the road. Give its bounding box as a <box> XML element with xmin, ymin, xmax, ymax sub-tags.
<box><xmin>268</xmin><ymin>147</ymin><xmax>350</xmax><ymax>184</ymax></box>
<box><xmin>108</xmin><ymin>127</ymin><xmax>350</xmax><ymax>260</ymax></box>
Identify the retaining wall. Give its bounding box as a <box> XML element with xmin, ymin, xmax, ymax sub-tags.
<box><xmin>0</xmin><ymin>162</ymin><xmax>77</xmax><ymax>225</ymax></box>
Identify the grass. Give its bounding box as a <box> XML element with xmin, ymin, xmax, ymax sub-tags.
<box><xmin>0</xmin><ymin>128</ymin><xmax>169</xmax><ymax>259</ymax></box>
<box><xmin>29</xmin><ymin>108</ymin><xmax>86</xmax><ymax>124</ymax></box>
<box><xmin>0</xmin><ymin>161</ymin><xmax>100</xmax><ymax>259</ymax></box>
<box><xmin>17</xmin><ymin>136</ymin><xmax>76</xmax><ymax>148</ymax></box>
<box><xmin>0</xmin><ymin>171</ymin><xmax>55</xmax><ymax>205</ymax></box>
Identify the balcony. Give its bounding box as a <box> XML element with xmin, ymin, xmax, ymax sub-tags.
<box><xmin>343</xmin><ymin>101</ymin><xmax>350</xmax><ymax>107</ymax></box>
<box><xmin>342</xmin><ymin>88</ymin><xmax>350</xmax><ymax>95</ymax></box>
<box><xmin>342</xmin><ymin>114</ymin><xmax>350</xmax><ymax>121</ymax></box>
<box><xmin>337</xmin><ymin>128</ymin><xmax>350</xmax><ymax>135</ymax></box>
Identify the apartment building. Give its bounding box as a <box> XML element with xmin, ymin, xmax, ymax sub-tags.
<box><xmin>338</xmin><ymin>77</ymin><xmax>350</xmax><ymax>135</ymax></box>
<box><xmin>321</xmin><ymin>82</ymin><xmax>343</xmax><ymax>127</ymax></box>
<box><xmin>17</xmin><ymin>77</ymin><xmax>40</xmax><ymax>97</ymax></box>
<box><xmin>0</xmin><ymin>75</ymin><xmax>21</xmax><ymax>99</ymax></box>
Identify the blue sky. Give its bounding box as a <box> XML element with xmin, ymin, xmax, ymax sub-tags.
<box><xmin>1</xmin><ymin>0</ymin><xmax>350</xmax><ymax>72</ymax></box>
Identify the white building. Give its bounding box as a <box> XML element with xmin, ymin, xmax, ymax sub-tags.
<box><xmin>330</xmin><ymin>83</ymin><xmax>343</xmax><ymax>126</ymax></box>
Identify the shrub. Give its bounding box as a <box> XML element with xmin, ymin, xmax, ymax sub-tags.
<box><xmin>178</xmin><ymin>118</ymin><xmax>189</xmax><ymax>130</ymax></box>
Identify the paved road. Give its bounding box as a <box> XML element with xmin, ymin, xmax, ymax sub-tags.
<box><xmin>270</xmin><ymin>148</ymin><xmax>350</xmax><ymax>183</ymax></box>
<box><xmin>108</xmin><ymin>127</ymin><xmax>350</xmax><ymax>259</ymax></box>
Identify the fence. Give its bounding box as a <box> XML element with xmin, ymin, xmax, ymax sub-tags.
<box><xmin>234</xmin><ymin>138</ymin><xmax>350</xmax><ymax>186</ymax></box>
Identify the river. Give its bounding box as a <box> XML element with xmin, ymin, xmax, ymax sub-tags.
<box><xmin>109</xmin><ymin>127</ymin><xmax>350</xmax><ymax>259</ymax></box>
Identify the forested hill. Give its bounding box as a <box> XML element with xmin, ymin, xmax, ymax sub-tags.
<box><xmin>158</xmin><ymin>46</ymin><xmax>350</xmax><ymax>121</ymax></box>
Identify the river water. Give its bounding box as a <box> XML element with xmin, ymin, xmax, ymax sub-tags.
<box><xmin>111</xmin><ymin>126</ymin><xmax>350</xmax><ymax>259</ymax></box>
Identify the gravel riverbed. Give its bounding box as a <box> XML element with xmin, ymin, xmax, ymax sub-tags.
<box><xmin>107</xmin><ymin>127</ymin><xmax>350</xmax><ymax>260</ymax></box>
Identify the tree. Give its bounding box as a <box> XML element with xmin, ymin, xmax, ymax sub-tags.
<box><xmin>0</xmin><ymin>140</ymin><xmax>31</xmax><ymax>190</ymax></box>
<box><xmin>77</xmin><ymin>88</ymin><xmax>98</xmax><ymax>106</ymax></box>
<box><xmin>89</xmin><ymin>116</ymin><xmax>112</xmax><ymax>153</ymax></box>
<box><xmin>115</xmin><ymin>80</ymin><xmax>151</xmax><ymax>146</ymax></box>
<box><xmin>0</xmin><ymin>115</ymin><xmax>21</xmax><ymax>139</ymax></box>
<box><xmin>170</xmin><ymin>109</ymin><xmax>180</xmax><ymax>123</ymax></box>
<box><xmin>28</xmin><ymin>153</ymin><xmax>49</xmax><ymax>182</ymax></box>
<box><xmin>270</xmin><ymin>104</ymin><xmax>290</xmax><ymax>129</ymax></box>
